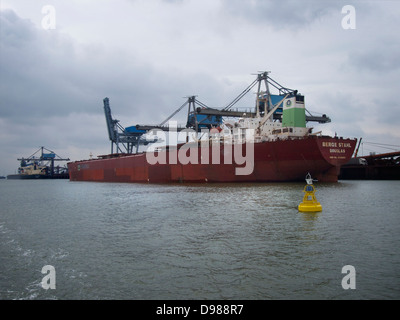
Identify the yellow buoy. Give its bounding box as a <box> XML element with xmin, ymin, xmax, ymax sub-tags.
<box><xmin>298</xmin><ymin>173</ymin><xmax>322</xmax><ymax>212</ymax></box>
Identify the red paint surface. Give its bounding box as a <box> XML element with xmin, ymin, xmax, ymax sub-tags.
<box><xmin>68</xmin><ymin>136</ymin><xmax>357</xmax><ymax>183</ymax></box>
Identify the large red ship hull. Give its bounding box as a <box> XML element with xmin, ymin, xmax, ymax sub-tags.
<box><xmin>68</xmin><ymin>136</ymin><xmax>356</xmax><ymax>183</ymax></box>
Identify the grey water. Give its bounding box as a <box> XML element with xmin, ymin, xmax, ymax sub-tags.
<box><xmin>0</xmin><ymin>179</ymin><xmax>399</xmax><ymax>300</ymax></box>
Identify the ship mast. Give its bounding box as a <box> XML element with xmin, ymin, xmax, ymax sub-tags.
<box><xmin>255</xmin><ymin>71</ymin><xmax>272</xmax><ymax>118</ymax></box>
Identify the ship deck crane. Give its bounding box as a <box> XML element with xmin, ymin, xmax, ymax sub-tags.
<box><xmin>103</xmin><ymin>72</ymin><xmax>331</xmax><ymax>155</ymax></box>
<box><xmin>104</xmin><ymin>97</ymin><xmax>156</xmax><ymax>154</ymax></box>
<box><xmin>194</xmin><ymin>72</ymin><xmax>331</xmax><ymax>124</ymax></box>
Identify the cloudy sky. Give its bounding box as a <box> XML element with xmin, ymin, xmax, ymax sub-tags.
<box><xmin>1</xmin><ymin>0</ymin><xmax>400</xmax><ymax>174</ymax></box>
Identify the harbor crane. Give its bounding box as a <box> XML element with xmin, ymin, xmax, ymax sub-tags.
<box><xmin>17</xmin><ymin>146</ymin><xmax>70</xmax><ymax>177</ymax></box>
<box><xmin>103</xmin><ymin>72</ymin><xmax>331</xmax><ymax>154</ymax></box>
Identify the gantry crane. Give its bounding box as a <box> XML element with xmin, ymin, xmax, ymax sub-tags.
<box><xmin>103</xmin><ymin>72</ymin><xmax>331</xmax><ymax>155</ymax></box>
<box><xmin>17</xmin><ymin>146</ymin><xmax>70</xmax><ymax>177</ymax></box>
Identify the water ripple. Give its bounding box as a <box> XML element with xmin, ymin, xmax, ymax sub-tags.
<box><xmin>1</xmin><ymin>180</ymin><xmax>399</xmax><ymax>299</ymax></box>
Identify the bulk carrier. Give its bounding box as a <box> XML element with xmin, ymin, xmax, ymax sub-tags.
<box><xmin>68</xmin><ymin>72</ymin><xmax>357</xmax><ymax>183</ymax></box>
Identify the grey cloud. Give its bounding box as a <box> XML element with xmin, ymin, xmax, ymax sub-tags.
<box><xmin>348</xmin><ymin>45</ymin><xmax>400</xmax><ymax>73</ymax></box>
<box><xmin>0</xmin><ymin>10</ymin><xmax>179</xmax><ymax>124</ymax></box>
<box><xmin>1</xmin><ymin>9</ymin><xmax>96</xmax><ymax>120</ymax></box>
<box><xmin>220</xmin><ymin>0</ymin><xmax>376</xmax><ymax>30</ymax></box>
<box><xmin>0</xmin><ymin>9</ymin><xmax>36</xmax><ymax>46</ymax></box>
<box><xmin>0</xmin><ymin>8</ymin><xmax>231</xmax><ymax>127</ymax></box>
<box><xmin>220</xmin><ymin>0</ymin><xmax>340</xmax><ymax>29</ymax></box>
